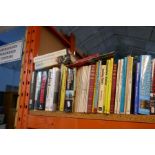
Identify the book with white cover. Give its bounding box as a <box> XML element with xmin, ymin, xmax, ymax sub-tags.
<box><xmin>114</xmin><ymin>60</ymin><xmax>121</xmax><ymax>114</ymax></box>
<box><xmin>45</xmin><ymin>68</ymin><xmax>60</xmax><ymax>111</ymax></box>
<box><xmin>34</xmin><ymin>49</ymin><xmax>67</xmax><ymax>63</ymax></box>
<box><xmin>35</xmin><ymin>58</ymin><xmax>58</xmax><ymax>70</ymax></box>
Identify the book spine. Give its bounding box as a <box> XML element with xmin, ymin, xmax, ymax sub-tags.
<box><xmin>110</xmin><ymin>64</ymin><xmax>117</xmax><ymax>113</ymax></box>
<box><xmin>34</xmin><ymin>49</ymin><xmax>67</xmax><ymax>62</ymax></box>
<box><xmin>45</xmin><ymin>69</ymin><xmax>53</xmax><ymax>111</ymax></box>
<box><xmin>38</xmin><ymin>70</ymin><xmax>48</xmax><ymax>110</ymax></box>
<box><xmin>53</xmin><ymin>68</ymin><xmax>60</xmax><ymax>111</ymax></box>
<box><xmin>134</xmin><ymin>62</ymin><xmax>140</xmax><ymax>114</ymax></box>
<box><xmin>87</xmin><ymin>65</ymin><xmax>96</xmax><ymax>113</ymax></box>
<box><xmin>92</xmin><ymin>62</ymin><xmax>98</xmax><ymax>112</ymax></box>
<box><xmin>120</xmin><ymin>57</ymin><xmax>127</xmax><ymax>113</ymax></box>
<box><xmin>93</xmin><ymin>61</ymin><xmax>101</xmax><ymax>113</ymax></box>
<box><xmin>35</xmin><ymin>58</ymin><xmax>58</xmax><ymax>70</ymax></box>
<box><xmin>34</xmin><ymin>71</ymin><xmax>42</xmax><ymax>110</ymax></box>
<box><xmin>114</xmin><ymin>60</ymin><xmax>121</xmax><ymax>114</ymax></box>
<box><xmin>69</xmin><ymin>53</ymin><xmax>100</xmax><ymax>67</ymax></box>
<box><xmin>29</xmin><ymin>71</ymin><xmax>36</xmax><ymax>110</ymax></box>
<box><xmin>59</xmin><ymin>65</ymin><xmax>67</xmax><ymax>111</ymax></box>
<box><xmin>98</xmin><ymin>65</ymin><xmax>106</xmax><ymax>113</ymax></box>
<box><xmin>125</xmin><ymin>56</ymin><xmax>133</xmax><ymax>114</ymax></box>
<box><xmin>116</xmin><ymin>59</ymin><xmax>123</xmax><ymax>114</ymax></box>
<box><xmin>65</xmin><ymin>68</ymin><xmax>75</xmax><ymax>112</ymax></box>
<box><xmin>103</xmin><ymin>60</ymin><xmax>109</xmax><ymax>113</ymax></box>
<box><xmin>85</xmin><ymin>66</ymin><xmax>91</xmax><ymax>113</ymax></box>
<box><xmin>150</xmin><ymin>59</ymin><xmax>155</xmax><ymax>114</ymax></box>
<box><xmin>138</xmin><ymin>55</ymin><xmax>151</xmax><ymax>115</ymax></box>
<box><xmin>106</xmin><ymin>58</ymin><xmax>114</xmax><ymax>114</ymax></box>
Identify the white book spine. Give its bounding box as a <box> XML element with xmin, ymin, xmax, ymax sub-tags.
<box><xmin>114</xmin><ymin>60</ymin><xmax>121</xmax><ymax>114</ymax></box>
<box><xmin>116</xmin><ymin>59</ymin><xmax>123</xmax><ymax>114</ymax></box>
<box><xmin>98</xmin><ymin>65</ymin><xmax>106</xmax><ymax>113</ymax></box>
<box><xmin>35</xmin><ymin>58</ymin><xmax>58</xmax><ymax>70</ymax></box>
<box><xmin>34</xmin><ymin>49</ymin><xmax>67</xmax><ymax>62</ymax></box>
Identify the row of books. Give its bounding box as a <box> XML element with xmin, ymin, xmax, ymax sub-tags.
<box><xmin>29</xmin><ymin>51</ymin><xmax>155</xmax><ymax>115</ymax></box>
<box><xmin>29</xmin><ymin>65</ymin><xmax>76</xmax><ymax>112</ymax></box>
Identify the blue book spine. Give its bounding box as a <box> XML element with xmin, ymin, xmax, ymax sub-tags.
<box><xmin>134</xmin><ymin>62</ymin><xmax>140</xmax><ymax>114</ymax></box>
<box><xmin>138</xmin><ymin>55</ymin><xmax>151</xmax><ymax>115</ymax></box>
<box><xmin>120</xmin><ymin>57</ymin><xmax>127</xmax><ymax>113</ymax></box>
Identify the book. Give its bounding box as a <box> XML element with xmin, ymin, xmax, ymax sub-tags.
<box><xmin>105</xmin><ymin>58</ymin><xmax>114</xmax><ymax>114</ymax></box>
<box><xmin>114</xmin><ymin>60</ymin><xmax>121</xmax><ymax>114</ymax></box>
<box><xmin>138</xmin><ymin>55</ymin><xmax>151</xmax><ymax>115</ymax></box>
<box><xmin>64</xmin><ymin>68</ymin><xmax>76</xmax><ymax>112</ymax></box>
<box><xmin>35</xmin><ymin>58</ymin><xmax>58</xmax><ymax>70</ymax></box>
<box><xmin>38</xmin><ymin>70</ymin><xmax>48</xmax><ymax>110</ymax></box>
<box><xmin>150</xmin><ymin>59</ymin><xmax>155</xmax><ymax>114</ymax></box>
<box><xmin>124</xmin><ymin>56</ymin><xmax>133</xmax><ymax>114</ymax></box>
<box><xmin>34</xmin><ymin>71</ymin><xmax>42</xmax><ymax>110</ymax></box>
<box><xmin>29</xmin><ymin>71</ymin><xmax>36</xmax><ymax>110</ymax></box>
<box><xmin>134</xmin><ymin>62</ymin><xmax>140</xmax><ymax>114</ymax></box>
<box><xmin>59</xmin><ymin>65</ymin><xmax>68</xmax><ymax>111</ymax></box>
<box><xmin>74</xmin><ymin>66</ymin><xmax>90</xmax><ymax>113</ymax></box>
<box><xmin>110</xmin><ymin>64</ymin><xmax>117</xmax><ymax>113</ymax></box>
<box><xmin>103</xmin><ymin>60</ymin><xmax>109</xmax><ymax>113</ymax></box>
<box><xmin>87</xmin><ymin>64</ymin><xmax>96</xmax><ymax>113</ymax></box>
<box><xmin>34</xmin><ymin>49</ymin><xmax>67</xmax><ymax>63</ymax></box>
<box><xmin>69</xmin><ymin>53</ymin><xmax>100</xmax><ymax>68</ymax></box>
<box><xmin>92</xmin><ymin>61</ymin><xmax>101</xmax><ymax>113</ymax></box>
<box><xmin>120</xmin><ymin>57</ymin><xmax>127</xmax><ymax>114</ymax></box>
<box><xmin>116</xmin><ymin>59</ymin><xmax>123</xmax><ymax>114</ymax></box>
<box><xmin>98</xmin><ymin>65</ymin><xmax>106</xmax><ymax>113</ymax></box>
<box><xmin>45</xmin><ymin>67</ymin><xmax>60</xmax><ymax>111</ymax></box>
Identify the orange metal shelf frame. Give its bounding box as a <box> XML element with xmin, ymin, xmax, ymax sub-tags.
<box><xmin>15</xmin><ymin>26</ymin><xmax>155</xmax><ymax>129</ymax></box>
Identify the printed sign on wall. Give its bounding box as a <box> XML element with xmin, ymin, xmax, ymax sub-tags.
<box><xmin>0</xmin><ymin>40</ymin><xmax>23</xmax><ymax>64</ymax></box>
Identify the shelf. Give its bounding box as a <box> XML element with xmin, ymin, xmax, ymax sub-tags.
<box><xmin>26</xmin><ymin>111</ymin><xmax>155</xmax><ymax>129</ymax></box>
<box><xmin>29</xmin><ymin>111</ymin><xmax>155</xmax><ymax>123</ymax></box>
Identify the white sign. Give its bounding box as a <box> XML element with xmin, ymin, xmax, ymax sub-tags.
<box><xmin>0</xmin><ymin>40</ymin><xmax>23</xmax><ymax>64</ymax></box>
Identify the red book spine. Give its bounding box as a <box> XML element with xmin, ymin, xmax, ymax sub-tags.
<box><xmin>110</xmin><ymin>64</ymin><xmax>117</xmax><ymax>113</ymax></box>
<box><xmin>87</xmin><ymin>65</ymin><xmax>96</xmax><ymax>113</ymax></box>
<box><xmin>39</xmin><ymin>71</ymin><xmax>48</xmax><ymax>110</ymax></box>
<box><xmin>69</xmin><ymin>53</ymin><xmax>100</xmax><ymax>67</ymax></box>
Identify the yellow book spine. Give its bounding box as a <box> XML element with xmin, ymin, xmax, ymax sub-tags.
<box><xmin>103</xmin><ymin>60</ymin><xmax>109</xmax><ymax>113</ymax></box>
<box><xmin>106</xmin><ymin>58</ymin><xmax>114</xmax><ymax>114</ymax></box>
<box><xmin>59</xmin><ymin>65</ymin><xmax>67</xmax><ymax>111</ymax></box>
<box><xmin>92</xmin><ymin>62</ymin><xmax>98</xmax><ymax>113</ymax></box>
